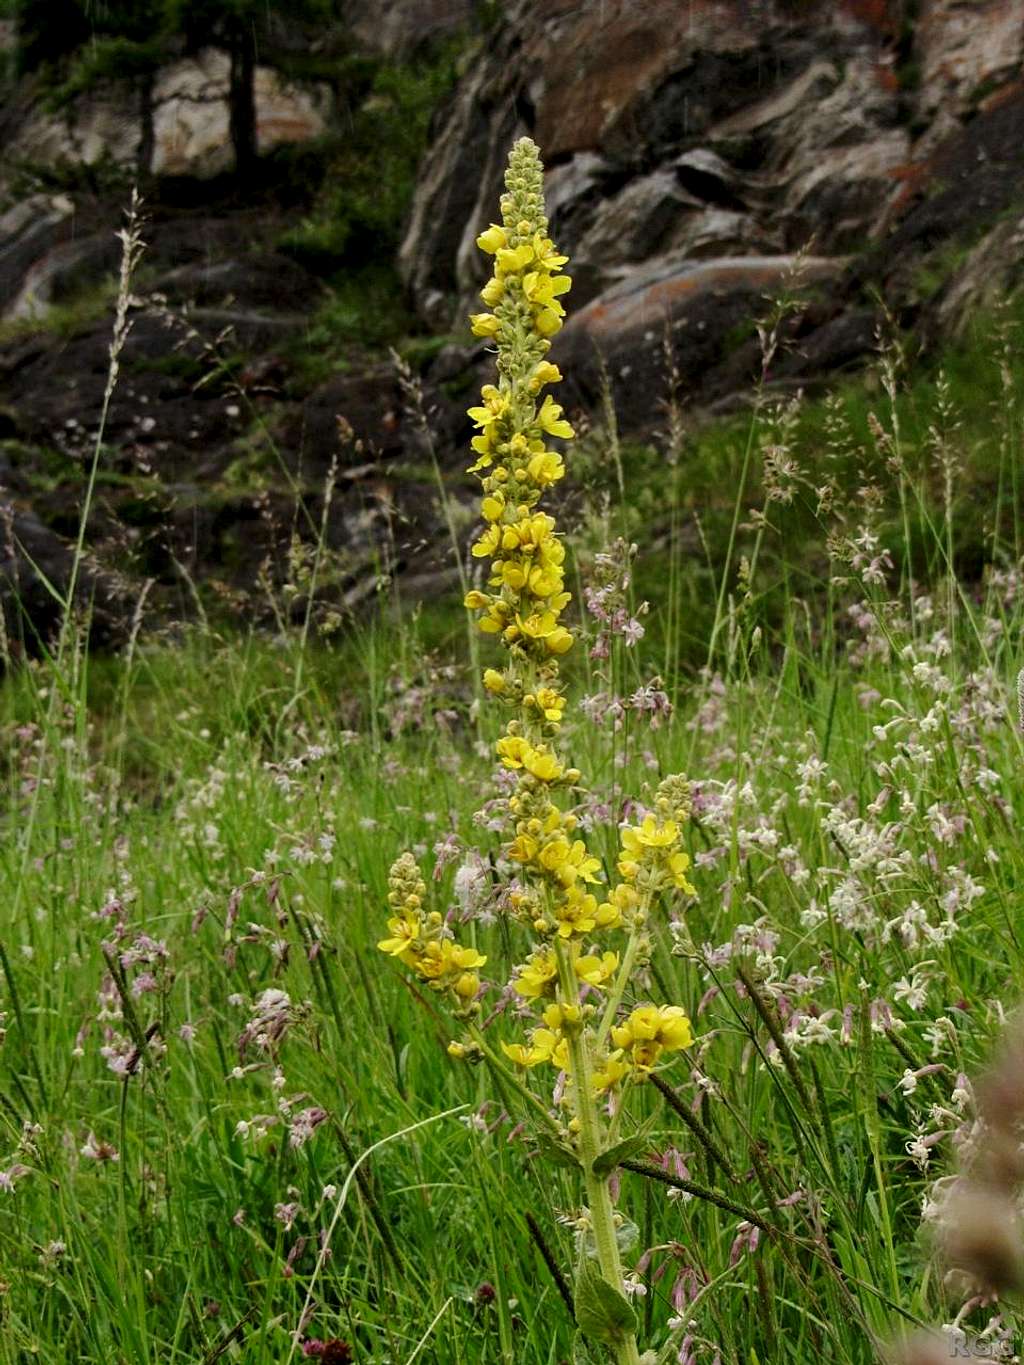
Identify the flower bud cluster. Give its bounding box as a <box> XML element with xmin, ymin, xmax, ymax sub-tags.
<box><xmin>377</xmin><ymin>853</ymin><xmax>485</xmax><ymax>1013</ymax></box>
<box><xmin>463</xmin><ymin>139</ymin><xmax>574</xmax><ymax>660</ymax></box>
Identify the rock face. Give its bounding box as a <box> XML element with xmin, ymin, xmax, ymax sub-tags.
<box><xmin>0</xmin><ymin>223</ymin><xmax>468</xmax><ymax>653</ymax></box>
<box><xmin>2</xmin><ymin>2</ymin><xmax>1024</xmax><ymax>648</ymax></box>
<box><xmin>0</xmin><ymin>6</ymin><xmax>486</xmax><ymax>651</ymax></box>
<box><xmin>914</xmin><ymin>0</ymin><xmax>1024</xmax><ymax>153</ymax></box>
<box><xmin>150</xmin><ymin>50</ymin><xmax>331</xmax><ymax>179</ymax></box>
<box><xmin>345</xmin><ymin>0</ymin><xmax>476</xmax><ymax>58</ymax></box>
<box><xmin>0</xmin><ymin>194</ymin><xmax>77</xmax><ymax>316</ymax></box>
<box><xmin>8</xmin><ymin>48</ymin><xmax>331</xmax><ymax>180</ymax></box>
<box><xmin>401</xmin><ymin>0</ymin><xmax>1024</xmax><ymax>422</ymax></box>
<box><xmin>0</xmin><ymin>483</ymin><xmax>129</xmax><ymax>654</ymax></box>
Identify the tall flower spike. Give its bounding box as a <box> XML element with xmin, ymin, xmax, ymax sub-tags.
<box><xmin>380</xmin><ymin>139</ymin><xmax>696</xmax><ymax>1365</ymax></box>
<box><xmin>465</xmin><ymin>140</ymin><xmax>575</xmax><ymax>663</ymax></box>
<box><xmin>468</xmin><ymin>141</ymin><xmax>687</xmax><ymax>1365</ymax></box>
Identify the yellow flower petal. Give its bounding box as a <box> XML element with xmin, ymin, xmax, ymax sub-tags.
<box><xmin>476</xmin><ymin>224</ymin><xmax>507</xmax><ymax>254</ymax></box>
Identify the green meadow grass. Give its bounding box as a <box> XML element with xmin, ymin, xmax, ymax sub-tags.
<box><xmin>2</xmin><ymin>290</ymin><xmax>1024</xmax><ymax>1361</ymax></box>
<box><xmin>2</xmin><ymin>599</ymin><xmax>1022</xmax><ymax>1363</ymax></box>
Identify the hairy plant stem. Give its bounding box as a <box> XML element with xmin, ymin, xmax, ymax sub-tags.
<box><xmin>595</xmin><ymin>910</ymin><xmax>648</xmax><ymax>1051</ymax></box>
<box><xmin>554</xmin><ymin>938</ymin><xmax>641</xmax><ymax>1365</ymax></box>
<box><xmin>467</xmin><ymin>1022</ymin><xmax>563</xmax><ymax>1138</ymax></box>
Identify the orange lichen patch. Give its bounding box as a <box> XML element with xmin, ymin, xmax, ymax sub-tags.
<box><xmin>887</xmin><ymin>161</ymin><xmax>932</xmax><ymax>184</ymax></box>
<box><xmin>980</xmin><ymin>77</ymin><xmax>1024</xmax><ymax>114</ymax></box>
<box><xmin>916</xmin><ymin>0</ymin><xmax>1024</xmax><ymax>102</ymax></box>
<box><xmin>567</xmin><ymin>258</ymin><xmax>836</xmax><ymax>342</ymax></box>
<box><xmin>839</xmin><ymin>0</ymin><xmax>900</xmax><ymax>36</ymax></box>
<box><xmin>885</xmin><ymin>159</ymin><xmax>933</xmax><ymax>216</ymax></box>
<box><xmin>874</xmin><ymin>61</ymin><xmax>900</xmax><ymax>95</ymax></box>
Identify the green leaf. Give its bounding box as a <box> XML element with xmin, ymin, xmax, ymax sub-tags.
<box><xmin>578</xmin><ymin>1214</ymin><xmax>639</xmax><ymax>1264</ymax></box>
<box><xmin>534</xmin><ymin>1131</ymin><xmax>582</xmax><ymax>1171</ymax></box>
<box><xmin>574</xmin><ymin>1259</ymin><xmax>637</xmax><ymax>1346</ymax></box>
<box><xmin>592</xmin><ymin>1133</ymin><xmax>652</xmax><ymax>1177</ymax></box>
<box><xmin>572</xmin><ymin>1330</ymin><xmax>612</xmax><ymax>1363</ymax></box>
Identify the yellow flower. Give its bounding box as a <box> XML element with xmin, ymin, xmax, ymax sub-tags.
<box><xmin>454</xmin><ymin>972</ymin><xmax>480</xmax><ymax>1001</ymax></box>
<box><xmin>512</xmin><ymin>948</ymin><xmax>559</xmax><ymax>999</ymax></box>
<box><xmin>507</xmin><ymin>831</ymin><xmax>538</xmax><ymax>865</ymax></box>
<box><xmin>539</xmin><ymin>836</ymin><xmax>600</xmax><ymax>888</ymax></box>
<box><xmin>483</xmin><ymin>668</ymin><xmax>506</xmax><ymax>694</ymax></box>
<box><xmin>517</xmin><ymin>610</ymin><xmax>573</xmax><ymax>655</ymax></box>
<box><xmin>617</xmin><ymin>816</ymin><xmax>696</xmax><ymax>896</ymax></box>
<box><xmin>617</xmin><ymin>1005</ymin><xmax>661</xmax><ymax>1043</ymax></box>
<box><xmin>545</xmin><ymin>1034</ymin><xmax>571</xmax><ymax>1070</ymax></box>
<box><xmin>471</xmin><ymin>524</ymin><xmax>501</xmax><ymax>558</ymax></box>
<box><xmin>523</xmin><ymin>746</ymin><xmax>563</xmax><ymax>782</ymax></box>
<box><xmin>505</xmin><ymin>510</ymin><xmax>556</xmax><ymax>550</ymax></box>
<box><xmin>528</xmin><ymin>687</ymin><xmax>565</xmax><ymax>722</ymax></box>
<box><xmin>537</xmin><ymin>835</ymin><xmax>572</xmax><ymax>877</ymax></box>
<box><xmin>470</xmin><ymin>312</ymin><xmax>500</xmax><ymax>338</ymax></box>
<box><xmin>553</xmin><ymin>885</ymin><xmax>618</xmax><ymax>937</ymax></box>
<box><xmin>528</xmin><ymin>360</ymin><xmax>563</xmax><ymax>393</ymax></box>
<box><xmin>611</xmin><ymin>1004</ymin><xmax>693</xmax><ymax>1072</ymax></box>
<box><xmin>600</xmin><ymin>883</ymin><xmax>640</xmax><ymax>922</ymax></box>
<box><xmin>537</xmin><ymin>395</ymin><xmax>574</xmax><ymax>439</ymax></box>
<box><xmin>537</xmin><ymin>393</ymin><xmax>578</xmax><ymax>434</ymax></box>
<box><xmin>576</xmin><ymin>950</ymin><xmax>619</xmax><ymax>989</ymax></box>
<box><xmin>480</xmin><ymin>275</ymin><xmax>504</xmax><ymax>307</ymax></box>
<box><xmin>377</xmin><ymin>912</ymin><xmax>421</xmax><ymax>957</ymax></box>
<box><xmin>467</xmin><ymin>430</ymin><xmax>498</xmax><ymax>473</ymax></box>
<box><xmin>467</xmin><ymin>385</ymin><xmax>508</xmax><ymax>431</ymax></box>
<box><xmin>534</xmin><ymin>307</ymin><xmax>563</xmax><ymax>338</ymax></box>
<box><xmin>498</xmin><ymin>558</ymin><xmax>528</xmax><ymax>591</ymax></box>
<box><xmin>668</xmin><ymin>851</ymin><xmax>696</xmax><ymax>895</ymax></box>
<box><xmin>523</xmin><ymin>270</ymin><xmax>571</xmax><ymax>313</ymax></box>
<box><xmin>622</xmin><ymin>814</ymin><xmax>679</xmax><ymax>851</ymax></box>
<box><xmin>414</xmin><ymin>940</ymin><xmax>487</xmax><ymax>986</ymax></box>
<box><xmin>530</xmin><ymin>234</ymin><xmax>569</xmax><ymax>272</ymax></box>
<box><xmin>502</xmin><ymin>1027</ymin><xmax>568</xmax><ymax>1070</ymax></box>
<box><xmin>593</xmin><ymin>1052</ymin><xmax>630</xmax><ymax>1093</ymax></box>
<box><xmin>496</xmin><ymin>734</ymin><xmax>531</xmax><ymax>769</ymax></box>
<box><xmin>526</xmin><ymin>450</ymin><xmax>565</xmax><ymax>487</ymax></box>
<box><xmin>502</xmin><ymin>1038</ymin><xmax>542</xmax><ymax>1067</ymax></box>
<box><xmin>496</xmin><ymin>738</ymin><xmax>565</xmax><ymax>782</ymax></box>
<box><xmin>528</xmin><ymin>565</ymin><xmax>565</xmax><ymax>601</ymax></box>
<box><xmin>658</xmin><ymin>1007</ymin><xmax>693</xmax><ymax>1049</ymax></box>
<box><xmin>496</xmin><ymin>242</ymin><xmax>534</xmax><ymax>274</ymax></box>
<box><xmin>476</xmin><ymin>223</ymin><xmax>507</xmax><ymax>254</ymax></box>
<box><xmin>478</xmin><ymin>602</ymin><xmax>510</xmax><ymax>634</ymax></box>
<box><xmin>542</xmin><ymin>1000</ymin><xmax>580</xmax><ymax>1030</ymax></box>
<box><xmin>618</xmin><ymin>853</ymin><xmax>640</xmax><ymax>881</ymax></box>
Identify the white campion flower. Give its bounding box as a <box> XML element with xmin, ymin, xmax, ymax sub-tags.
<box><xmin>898</xmin><ymin>1069</ymin><xmax>918</xmax><ymax>1097</ymax></box>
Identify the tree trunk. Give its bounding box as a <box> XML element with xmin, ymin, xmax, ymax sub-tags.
<box><xmin>228</xmin><ymin>18</ymin><xmax>257</xmax><ymax>179</ymax></box>
<box><xmin>137</xmin><ymin>71</ymin><xmax>155</xmax><ymax>180</ymax></box>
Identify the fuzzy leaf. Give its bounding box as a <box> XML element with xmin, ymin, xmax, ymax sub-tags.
<box><xmin>572</xmin><ymin>1330</ymin><xmax>611</xmax><ymax>1363</ymax></box>
<box><xmin>574</xmin><ymin>1259</ymin><xmax>637</xmax><ymax>1345</ymax></box>
<box><xmin>592</xmin><ymin>1133</ymin><xmax>652</xmax><ymax>1177</ymax></box>
<box><xmin>534</xmin><ymin>1131</ymin><xmax>582</xmax><ymax>1171</ymax></box>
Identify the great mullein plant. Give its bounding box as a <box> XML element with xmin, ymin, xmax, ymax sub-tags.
<box><xmin>378</xmin><ymin>138</ymin><xmax>695</xmax><ymax>1363</ymax></box>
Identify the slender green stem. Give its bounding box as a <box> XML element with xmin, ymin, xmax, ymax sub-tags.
<box><xmin>706</xmin><ymin>398</ymin><xmax>760</xmax><ymax>671</ymax></box>
<box><xmin>468</xmin><ymin>1024</ymin><xmax>563</xmax><ymax>1138</ymax></box>
<box><xmin>554</xmin><ymin>940</ymin><xmax>641</xmax><ymax>1365</ymax></box>
<box><xmin>595</xmin><ymin>920</ymin><xmax>645</xmax><ymax>1051</ymax></box>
